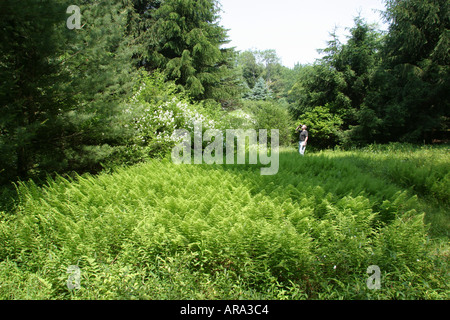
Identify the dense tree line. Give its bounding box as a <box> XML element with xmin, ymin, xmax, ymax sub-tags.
<box><xmin>290</xmin><ymin>0</ymin><xmax>449</xmax><ymax>147</ymax></box>
<box><xmin>0</xmin><ymin>0</ymin><xmax>448</xmax><ymax>185</ymax></box>
<box><xmin>0</xmin><ymin>0</ymin><xmax>237</xmax><ymax>184</ymax></box>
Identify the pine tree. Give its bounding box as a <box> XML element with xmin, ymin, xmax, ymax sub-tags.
<box><xmin>60</xmin><ymin>0</ymin><xmax>139</xmax><ymax>173</ymax></box>
<box><xmin>289</xmin><ymin>17</ymin><xmax>382</xmax><ymax>143</ymax></box>
<box><xmin>238</xmin><ymin>50</ymin><xmax>264</xmax><ymax>89</ymax></box>
<box><xmin>136</xmin><ymin>0</ymin><xmax>239</xmax><ymax>102</ymax></box>
<box><xmin>0</xmin><ymin>0</ymin><xmax>138</xmax><ymax>182</ymax></box>
<box><xmin>0</xmin><ymin>0</ymin><xmax>69</xmax><ymax>181</ymax></box>
<box><xmin>367</xmin><ymin>0</ymin><xmax>450</xmax><ymax>142</ymax></box>
<box><xmin>245</xmin><ymin>77</ymin><xmax>273</xmax><ymax>101</ymax></box>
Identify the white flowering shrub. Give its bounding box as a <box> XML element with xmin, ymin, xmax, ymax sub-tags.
<box><xmin>226</xmin><ymin>109</ymin><xmax>257</xmax><ymax>129</ymax></box>
<box><xmin>123</xmin><ymin>71</ymin><xmax>223</xmax><ymax>159</ymax></box>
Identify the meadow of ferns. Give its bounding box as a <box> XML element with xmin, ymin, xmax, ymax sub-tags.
<box><xmin>0</xmin><ymin>144</ymin><xmax>448</xmax><ymax>299</ymax></box>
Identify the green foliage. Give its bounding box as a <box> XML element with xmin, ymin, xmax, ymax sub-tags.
<box><xmin>289</xmin><ymin>2</ymin><xmax>449</xmax><ymax>146</ymax></box>
<box><xmin>0</xmin><ymin>0</ymin><xmax>139</xmax><ymax>183</ymax></box>
<box><xmin>237</xmin><ymin>100</ymin><xmax>294</xmax><ymax>146</ymax></box>
<box><xmin>107</xmin><ymin>70</ymin><xmax>226</xmax><ymax>166</ymax></box>
<box><xmin>243</xmin><ymin>77</ymin><xmax>273</xmax><ymax>101</ymax></box>
<box><xmin>237</xmin><ymin>49</ymin><xmax>296</xmax><ymax>100</ymax></box>
<box><xmin>297</xmin><ymin>105</ymin><xmax>344</xmax><ymax>149</ymax></box>
<box><xmin>365</xmin><ymin>0</ymin><xmax>450</xmax><ymax>143</ymax></box>
<box><xmin>289</xmin><ymin>17</ymin><xmax>382</xmax><ymax>125</ymax></box>
<box><xmin>0</xmin><ymin>147</ymin><xmax>448</xmax><ymax>299</ymax></box>
<box><xmin>0</xmin><ymin>0</ymin><xmax>70</xmax><ymax>182</ymax></box>
<box><xmin>237</xmin><ymin>50</ymin><xmax>264</xmax><ymax>89</ymax></box>
<box><xmin>135</xmin><ymin>0</ymin><xmax>239</xmax><ymax>102</ymax></box>
<box><xmin>342</xmin><ymin>143</ymin><xmax>450</xmax><ymax>206</ymax></box>
<box><xmin>0</xmin><ymin>0</ymin><xmax>448</xmax><ymax>300</ymax></box>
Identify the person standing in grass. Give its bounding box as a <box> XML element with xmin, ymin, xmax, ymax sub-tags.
<box><xmin>296</xmin><ymin>124</ymin><xmax>309</xmax><ymax>156</ymax></box>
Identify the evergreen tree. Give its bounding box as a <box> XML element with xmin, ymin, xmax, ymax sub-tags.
<box><xmin>238</xmin><ymin>50</ymin><xmax>264</xmax><ymax>89</ymax></box>
<box><xmin>244</xmin><ymin>77</ymin><xmax>273</xmax><ymax>101</ymax></box>
<box><xmin>337</xmin><ymin>18</ymin><xmax>382</xmax><ymax>112</ymax></box>
<box><xmin>60</xmin><ymin>0</ymin><xmax>139</xmax><ymax>173</ymax></box>
<box><xmin>0</xmin><ymin>0</ymin><xmax>69</xmax><ymax>181</ymax></box>
<box><xmin>367</xmin><ymin>0</ymin><xmax>449</xmax><ymax>142</ymax></box>
<box><xmin>237</xmin><ymin>49</ymin><xmax>293</xmax><ymax>100</ymax></box>
<box><xmin>289</xmin><ymin>17</ymin><xmax>383</xmax><ymax>143</ymax></box>
<box><xmin>0</xmin><ymin>0</ymin><xmax>138</xmax><ymax>183</ymax></box>
<box><xmin>137</xmin><ymin>0</ymin><xmax>239</xmax><ymax>102</ymax></box>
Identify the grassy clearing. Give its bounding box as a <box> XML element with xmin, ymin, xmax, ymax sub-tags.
<box><xmin>0</xmin><ymin>144</ymin><xmax>448</xmax><ymax>299</ymax></box>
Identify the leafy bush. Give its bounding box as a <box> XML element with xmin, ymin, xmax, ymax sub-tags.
<box><xmin>106</xmin><ymin>71</ymin><xmax>226</xmax><ymax>166</ymax></box>
<box><xmin>239</xmin><ymin>100</ymin><xmax>295</xmax><ymax>146</ymax></box>
<box><xmin>297</xmin><ymin>105</ymin><xmax>344</xmax><ymax>149</ymax></box>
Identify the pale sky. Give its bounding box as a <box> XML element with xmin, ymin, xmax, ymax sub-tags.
<box><xmin>218</xmin><ymin>0</ymin><xmax>389</xmax><ymax>67</ymax></box>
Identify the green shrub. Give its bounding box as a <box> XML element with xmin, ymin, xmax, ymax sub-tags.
<box><xmin>240</xmin><ymin>100</ymin><xmax>295</xmax><ymax>146</ymax></box>
<box><xmin>106</xmin><ymin>70</ymin><xmax>227</xmax><ymax>166</ymax></box>
<box><xmin>297</xmin><ymin>105</ymin><xmax>344</xmax><ymax>149</ymax></box>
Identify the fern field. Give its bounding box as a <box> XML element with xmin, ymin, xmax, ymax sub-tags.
<box><xmin>0</xmin><ymin>145</ymin><xmax>448</xmax><ymax>300</ymax></box>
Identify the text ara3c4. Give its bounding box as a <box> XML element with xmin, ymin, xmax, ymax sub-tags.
<box><xmin>222</xmin><ymin>304</ymin><xmax>269</xmax><ymax>315</ymax></box>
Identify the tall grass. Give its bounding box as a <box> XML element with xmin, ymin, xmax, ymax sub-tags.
<box><xmin>0</xmin><ymin>145</ymin><xmax>448</xmax><ymax>299</ymax></box>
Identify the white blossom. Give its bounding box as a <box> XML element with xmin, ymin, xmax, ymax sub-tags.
<box><xmin>126</xmin><ymin>83</ymin><xmax>220</xmax><ymax>145</ymax></box>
